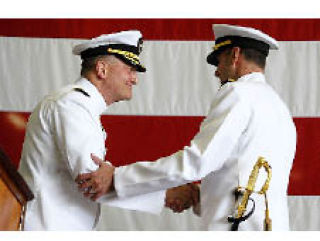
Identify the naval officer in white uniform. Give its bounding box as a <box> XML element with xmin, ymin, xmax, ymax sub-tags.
<box><xmin>18</xmin><ymin>30</ymin><xmax>146</xmax><ymax>230</ymax></box>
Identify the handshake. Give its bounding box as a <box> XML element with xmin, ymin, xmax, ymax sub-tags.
<box><xmin>76</xmin><ymin>154</ymin><xmax>200</xmax><ymax>215</ymax></box>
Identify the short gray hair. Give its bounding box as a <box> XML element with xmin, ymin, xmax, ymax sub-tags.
<box><xmin>80</xmin><ymin>55</ymin><xmax>117</xmax><ymax>77</ymax></box>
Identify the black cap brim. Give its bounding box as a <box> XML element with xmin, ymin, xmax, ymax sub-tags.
<box><xmin>206</xmin><ymin>51</ymin><xmax>219</xmax><ymax>66</ymax></box>
<box><xmin>113</xmin><ymin>54</ymin><xmax>146</xmax><ymax>72</ymax></box>
<box><xmin>133</xmin><ymin>62</ymin><xmax>146</xmax><ymax>72</ymax></box>
<box><xmin>80</xmin><ymin>44</ymin><xmax>146</xmax><ymax>72</ymax></box>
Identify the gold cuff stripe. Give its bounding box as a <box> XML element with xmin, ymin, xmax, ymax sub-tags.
<box><xmin>107</xmin><ymin>48</ymin><xmax>140</xmax><ymax>64</ymax></box>
<box><xmin>213</xmin><ymin>40</ymin><xmax>232</xmax><ymax>50</ymax></box>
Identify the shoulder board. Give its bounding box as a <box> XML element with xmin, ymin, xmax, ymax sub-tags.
<box><xmin>73</xmin><ymin>88</ymin><xmax>90</xmax><ymax>97</ymax></box>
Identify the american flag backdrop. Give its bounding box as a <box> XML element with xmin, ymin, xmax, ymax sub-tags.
<box><xmin>0</xmin><ymin>19</ymin><xmax>319</xmax><ymax>230</ymax></box>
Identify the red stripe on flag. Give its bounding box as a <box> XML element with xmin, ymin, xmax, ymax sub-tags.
<box><xmin>0</xmin><ymin>112</ymin><xmax>318</xmax><ymax>195</ymax></box>
<box><xmin>0</xmin><ymin>19</ymin><xmax>320</xmax><ymax>40</ymax></box>
<box><xmin>288</xmin><ymin>118</ymin><xmax>320</xmax><ymax>195</ymax></box>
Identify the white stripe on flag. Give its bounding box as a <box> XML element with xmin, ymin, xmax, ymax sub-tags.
<box><xmin>1</xmin><ymin>37</ymin><xmax>320</xmax><ymax>117</ymax></box>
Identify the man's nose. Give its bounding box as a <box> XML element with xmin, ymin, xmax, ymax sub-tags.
<box><xmin>131</xmin><ymin>73</ymin><xmax>138</xmax><ymax>85</ymax></box>
<box><xmin>215</xmin><ymin>70</ymin><xmax>220</xmax><ymax>78</ymax></box>
<box><xmin>133</xmin><ymin>77</ymin><xmax>138</xmax><ymax>85</ymax></box>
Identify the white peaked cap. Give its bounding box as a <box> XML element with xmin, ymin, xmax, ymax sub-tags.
<box><xmin>72</xmin><ymin>30</ymin><xmax>146</xmax><ymax>72</ymax></box>
<box><xmin>73</xmin><ymin>30</ymin><xmax>143</xmax><ymax>55</ymax></box>
<box><xmin>207</xmin><ymin>24</ymin><xmax>279</xmax><ymax>66</ymax></box>
<box><xmin>213</xmin><ymin>24</ymin><xmax>279</xmax><ymax>50</ymax></box>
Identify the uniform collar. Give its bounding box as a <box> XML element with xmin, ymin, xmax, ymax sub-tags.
<box><xmin>75</xmin><ymin>78</ymin><xmax>108</xmax><ymax>116</ymax></box>
<box><xmin>236</xmin><ymin>72</ymin><xmax>266</xmax><ymax>83</ymax></box>
<box><xmin>221</xmin><ymin>72</ymin><xmax>266</xmax><ymax>87</ymax></box>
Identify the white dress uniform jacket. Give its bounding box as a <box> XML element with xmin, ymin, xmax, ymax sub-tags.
<box><xmin>114</xmin><ymin>72</ymin><xmax>297</xmax><ymax>231</ymax></box>
<box><xmin>19</xmin><ymin>78</ymin><xmax>107</xmax><ymax>230</ymax></box>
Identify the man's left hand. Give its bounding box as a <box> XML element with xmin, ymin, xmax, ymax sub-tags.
<box><xmin>165</xmin><ymin>183</ymin><xmax>200</xmax><ymax>213</ymax></box>
<box><xmin>75</xmin><ymin>154</ymin><xmax>115</xmax><ymax>201</ymax></box>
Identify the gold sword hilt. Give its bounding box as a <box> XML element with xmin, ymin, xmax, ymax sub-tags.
<box><xmin>235</xmin><ymin>157</ymin><xmax>272</xmax><ymax>230</ymax></box>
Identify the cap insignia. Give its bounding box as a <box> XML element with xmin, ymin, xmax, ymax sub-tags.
<box><xmin>107</xmin><ymin>48</ymin><xmax>140</xmax><ymax>65</ymax></box>
<box><xmin>213</xmin><ymin>39</ymin><xmax>232</xmax><ymax>51</ymax></box>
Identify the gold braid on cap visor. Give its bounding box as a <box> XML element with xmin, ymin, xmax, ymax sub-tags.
<box><xmin>107</xmin><ymin>48</ymin><xmax>140</xmax><ymax>65</ymax></box>
<box><xmin>213</xmin><ymin>40</ymin><xmax>232</xmax><ymax>50</ymax></box>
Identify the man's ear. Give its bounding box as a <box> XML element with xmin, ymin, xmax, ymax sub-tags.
<box><xmin>231</xmin><ymin>47</ymin><xmax>241</xmax><ymax>65</ymax></box>
<box><xmin>96</xmin><ymin>60</ymin><xmax>108</xmax><ymax>79</ymax></box>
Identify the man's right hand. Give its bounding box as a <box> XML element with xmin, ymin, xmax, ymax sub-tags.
<box><xmin>165</xmin><ymin>183</ymin><xmax>200</xmax><ymax>213</ymax></box>
<box><xmin>75</xmin><ymin>154</ymin><xmax>115</xmax><ymax>201</ymax></box>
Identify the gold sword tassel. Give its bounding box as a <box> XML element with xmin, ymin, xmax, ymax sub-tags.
<box><xmin>229</xmin><ymin>157</ymin><xmax>272</xmax><ymax>231</ymax></box>
<box><xmin>264</xmin><ymin>192</ymin><xmax>272</xmax><ymax>231</ymax></box>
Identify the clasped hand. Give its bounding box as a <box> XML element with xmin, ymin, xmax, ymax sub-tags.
<box><xmin>165</xmin><ymin>183</ymin><xmax>200</xmax><ymax>213</ymax></box>
<box><xmin>75</xmin><ymin>154</ymin><xmax>115</xmax><ymax>201</ymax></box>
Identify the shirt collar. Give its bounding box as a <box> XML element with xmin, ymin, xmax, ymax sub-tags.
<box><xmin>75</xmin><ymin>78</ymin><xmax>107</xmax><ymax>116</ymax></box>
<box><xmin>220</xmin><ymin>72</ymin><xmax>266</xmax><ymax>87</ymax></box>
<box><xmin>236</xmin><ymin>72</ymin><xmax>266</xmax><ymax>83</ymax></box>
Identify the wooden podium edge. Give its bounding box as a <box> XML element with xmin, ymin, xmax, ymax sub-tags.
<box><xmin>0</xmin><ymin>148</ymin><xmax>34</xmax><ymax>205</ymax></box>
